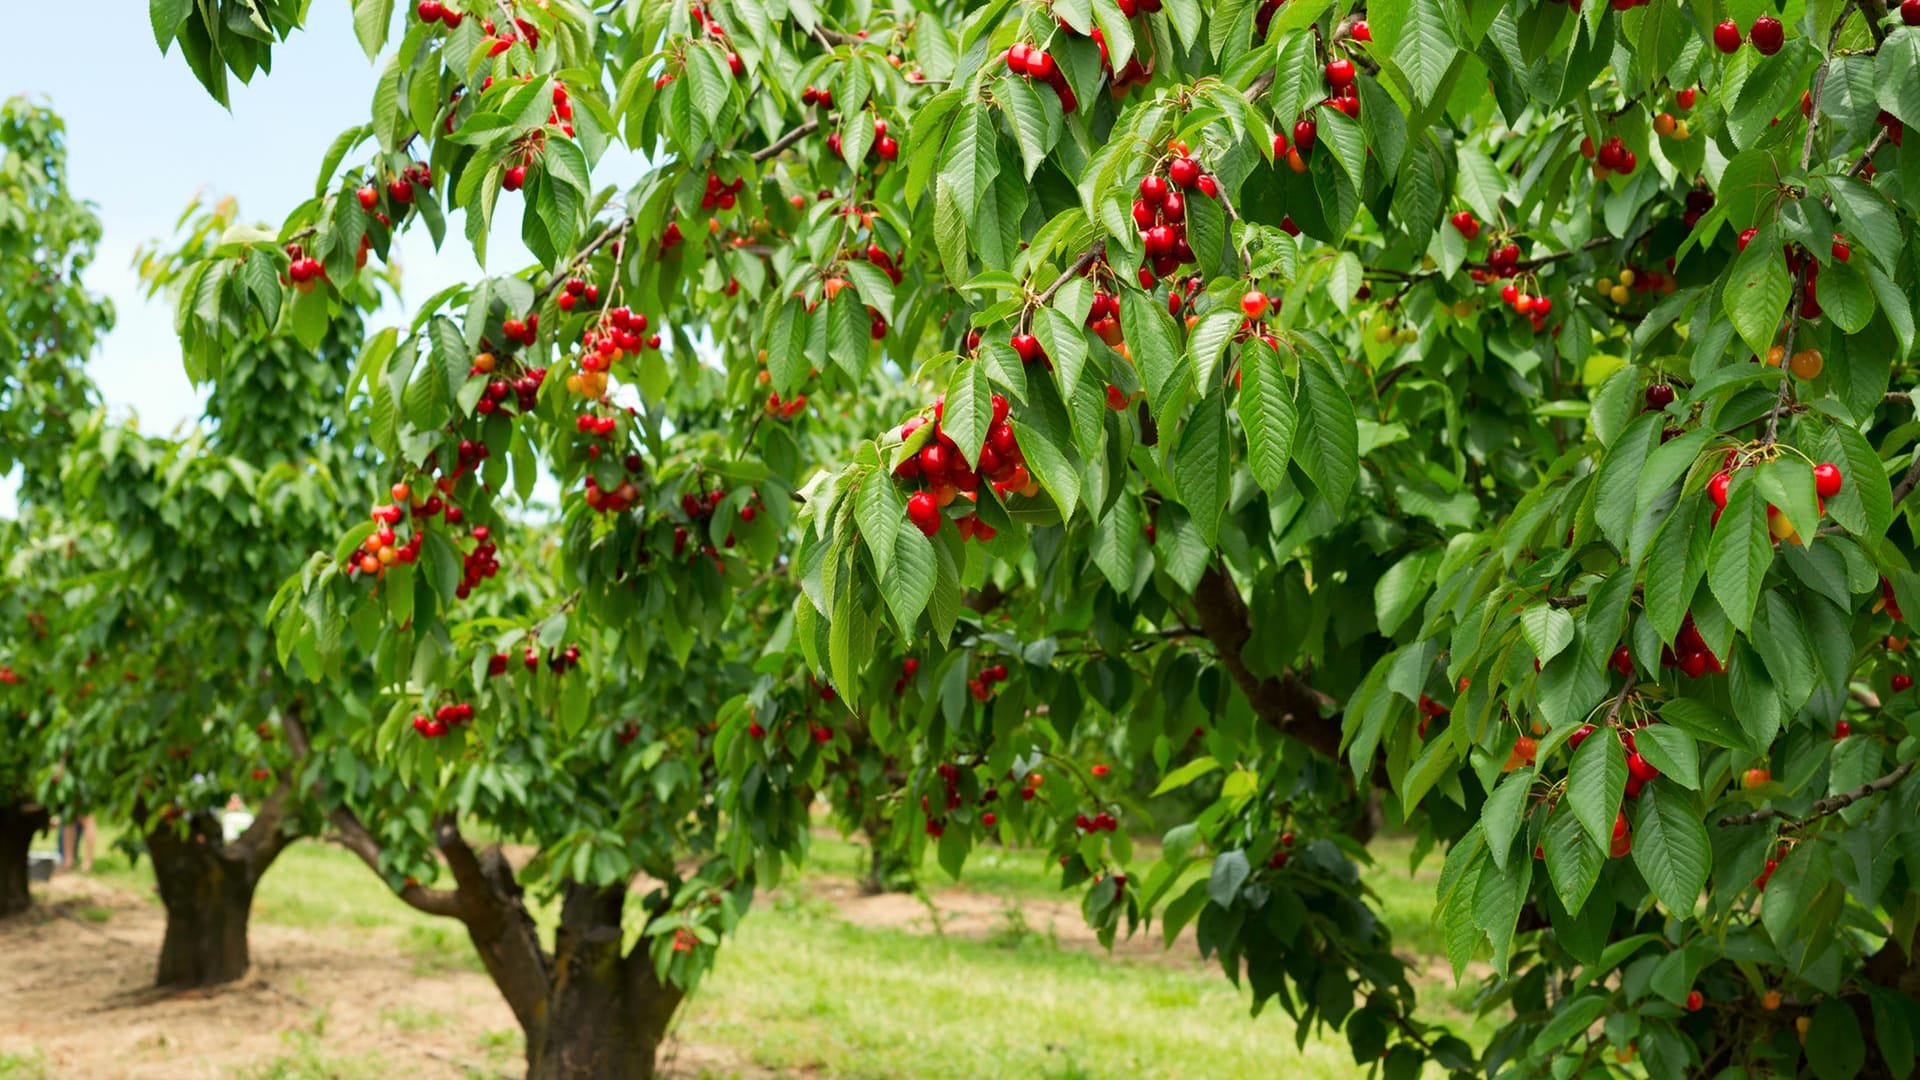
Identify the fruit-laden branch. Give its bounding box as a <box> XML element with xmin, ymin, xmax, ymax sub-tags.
<box><xmin>1191</xmin><ymin>563</ymin><xmax>1343</xmax><ymax>759</ymax></box>
<box><xmin>1716</xmin><ymin>760</ymin><xmax>1914</xmax><ymax>827</ymax></box>
<box><xmin>533</xmin><ymin>216</ymin><xmax>634</xmax><ymax>305</ymax></box>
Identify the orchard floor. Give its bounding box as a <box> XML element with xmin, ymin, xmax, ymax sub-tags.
<box><xmin>0</xmin><ymin>833</ymin><xmax>1487</xmax><ymax>1080</ymax></box>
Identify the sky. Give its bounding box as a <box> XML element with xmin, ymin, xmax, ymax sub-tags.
<box><xmin>1</xmin><ymin>5</ymin><xmax>569</xmax><ymax>516</ymax></box>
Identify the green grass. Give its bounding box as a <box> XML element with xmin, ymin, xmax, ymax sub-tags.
<box><xmin>0</xmin><ymin>1050</ymin><xmax>47</xmax><ymax>1080</ymax></box>
<box><xmin>56</xmin><ymin>822</ymin><xmax>1493</xmax><ymax>1078</ymax></box>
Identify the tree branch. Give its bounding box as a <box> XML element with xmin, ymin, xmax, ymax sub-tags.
<box><xmin>327</xmin><ymin>806</ymin><xmax>465</xmax><ymax>919</ymax></box>
<box><xmin>1889</xmin><ymin>454</ymin><xmax>1920</xmax><ymax>508</ymax></box>
<box><xmin>534</xmin><ymin>216</ymin><xmax>634</xmax><ymax>305</ymax></box>
<box><xmin>1192</xmin><ymin>563</ymin><xmax>1343</xmax><ymax>759</ymax></box>
<box><xmin>1035</xmin><ymin>242</ymin><xmax>1104</xmax><ymax>307</ymax></box>
<box><xmin>1716</xmin><ymin>760</ymin><xmax>1914</xmax><ymax>827</ymax></box>
<box><xmin>751</xmin><ymin>117</ymin><xmax>821</xmax><ymax>163</ymax></box>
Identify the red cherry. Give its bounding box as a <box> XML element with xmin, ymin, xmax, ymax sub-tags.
<box><xmin>1352</xmin><ymin>20</ymin><xmax>1371</xmax><ymax>41</ymax></box>
<box><xmin>1749</xmin><ymin>16</ymin><xmax>1783</xmax><ymax>55</ymax></box>
<box><xmin>1707</xmin><ymin>470</ymin><xmax>1731</xmax><ymax>509</ymax></box>
<box><xmin>1324</xmin><ymin>58</ymin><xmax>1355</xmax><ymax>87</ymax></box>
<box><xmin>1007</xmin><ymin>42</ymin><xmax>1031</xmax><ymax>74</ymax></box>
<box><xmin>1906</xmin><ymin>0</ymin><xmax>1920</xmax><ymax>25</ymax></box>
<box><xmin>1139</xmin><ymin>174</ymin><xmax>1169</xmax><ymax>206</ymax></box>
<box><xmin>1713</xmin><ymin>20</ymin><xmax>1742</xmax><ymax>52</ymax></box>
<box><xmin>1813</xmin><ymin>462</ymin><xmax>1842</xmax><ymax>498</ymax></box>
<box><xmin>1026</xmin><ymin>49</ymin><xmax>1057</xmax><ymax>81</ymax></box>
<box><xmin>906</xmin><ymin>491</ymin><xmax>940</xmax><ymax>537</ymax></box>
<box><xmin>1644</xmin><ymin>383</ymin><xmax>1675</xmax><ymax>410</ymax></box>
<box><xmin>1627</xmin><ymin>752</ymin><xmax>1659</xmax><ymax>783</ymax></box>
<box><xmin>1168</xmin><ymin>156</ymin><xmax>1201</xmax><ymax>188</ymax></box>
<box><xmin>1893</xmin><ymin>674</ymin><xmax>1914</xmax><ymax>693</ymax></box>
<box><xmin>1609</xmin><ymin>811</ymin><xmax>1632</xmax><ymax>858</ymax></box>
<box><xmin>1240</xmin><ymin>290</ymin><xmax>1269</xmax><ymax>319</ymax></box>
<box><xmin>417</xmin><ymin>0</ymin><xmax>445</xmax><ymax>21</ymax></box>
<box><xmin>1106</xmin><ymin>384</ymin><xmax>1129</xmax><ymax>410</ymax></box>
<box><xmin>1686</xmin><ymin>990</ymin><xmax>1703</xmax><ymax>1012</ymax></box>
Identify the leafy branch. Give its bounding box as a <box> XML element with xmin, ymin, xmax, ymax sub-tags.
<box><xmin>1717</xmin><ymin>760</ymin><xmax>1914</xmax><ymax>827</ymax></box>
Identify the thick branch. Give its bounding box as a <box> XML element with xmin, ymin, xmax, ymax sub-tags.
<box><xmin>1192</xmin><ymin>564</ymin><xmax>1343</xmax><ymax>759</ymax></box>
<box><xmin>1717</xmin><ymin>761</ymin><xmax>1913</xmax><ymax>827</ymax></box>
<box><xmin>435</xmin><ymin>817</ymin><xmax>553</xmax><ymax>1034</ymax></box>
<box><xmin>326</xmin><ymin>806</ymin><xmax>465</xmax><ymax>919</ymax></box>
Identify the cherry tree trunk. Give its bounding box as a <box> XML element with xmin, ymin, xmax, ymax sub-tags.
<box><xmin>518</xmin><ymin>884</ymin><xmax>684</xmax><ymax>1080</ymax></box>
<box><xmin>0</xmin><ymin>800</ymin><xmax>48</xmax><ymax>917</ymax></box>
<box><xmin>148</xmin><ymin>817</ymin><xmax>262</xmax><ymax>987</ymax></box>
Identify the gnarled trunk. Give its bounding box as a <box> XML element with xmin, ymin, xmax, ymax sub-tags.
<box><xmin>148</xmin><ymin>815</ymin><xmax>260</xmax><ymax>986</ymax></box>
<box><xmin>524</xmin><ymin>884</ymin><xmax>684</xmax><ymax>1080</ymax></box>
<box><xmin>144</xmin><ymin>785</ymin><xmax>300</xmax><ymax>988</ymax></box>
<box><xmin>1</xmin><ymin>799</ymin><xmax>50</xmax><ymax>917</ymax></box>
<box><xmin>331</xmin><ymin>809</ymin><xmax>686</xmax><ymax>1080</ymax></box>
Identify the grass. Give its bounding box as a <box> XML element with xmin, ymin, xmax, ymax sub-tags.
<box><xmin>46</xmin><ymin>822</ymin><xmax>1492</xmax><ymax>1078</ymax></box>
<box><xmin>0</xmin><ymin>1050</ymin><xmax>47</xmax><ymax>1080</ymax></box>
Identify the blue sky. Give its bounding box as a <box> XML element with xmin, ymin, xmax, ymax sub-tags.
<box><xmin>2</xmin><ymin>5</ymin><xmax>558</xmax><ymax>515</ymax></box>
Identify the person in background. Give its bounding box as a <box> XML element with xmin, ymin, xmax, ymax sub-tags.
<box><xmin>58</xmin><ymin>811</ymin><xmax>95</xmax><ymax>874</ymax></box>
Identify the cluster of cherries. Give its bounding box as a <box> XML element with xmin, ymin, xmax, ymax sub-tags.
<box><xmin>920</xmin><ymin>762</ymin><xmax>976</xmax><ymax>837</ymax></box>
<box><xmin>1002</xmin><ymin>42</ymin><xmax>1078</xmax><ymax>113</ymax></box>
<box><xmin>569</xmin><ymin>308</ymin><xmax>659</xmax><ymax>398</ymax></box>
<box><xmin>891</xmin><ymin>656</ymin><xmax>920</xmax><ymax>696</ymax></box>
<box><xmin>480</xmin><ymin>14</ymin><xmax>542</xmax><ymax>57</ymax></box>
<box><xmin>1466</xmin><ymin>241</ymin><xmax>1526</xmax><ymax>284</ymax></box>
<box><xmin>967</xmin><ymin>662</ymin><xmax>1010</xmax><ymax>702</ymax></box>
<box><xmin>282</xmin><ymin>243</ymin><xmax>329</xmax><ymax>295</ymax></box>
<box><xmin>1265</xmin><ymin>831</ymin><xmax>1296</xmax><ymax>869</ymax></box>
<box><xmin>1319</xmin><ymin>58</ymin><xmax>1362</xmax><ymax>118</ymax></box>
<box><xmin>412</xmin><ymin>701</ymin><xmax>474</xmax><ymax>738</ymax></box>
<box><xmin>355</xmin><ymin>488</ymin><xmax>423</xmax><ymax>577</ymax></box>
<box><xmin>1132</xmin><ymin>146</ymin><xmax>1218</xmax><ymax>286</ymax></box>
<box><xmin>475</xmin><ymin>355</ymin><xmax>548</xmax><ymax>416</ymax></box>
<box><xmin>1580</xmin><ymin>134</ymin><xmax>1640</xmax><ymax>178</ymax></box>
<box><xmin>554</xmin><ymin>275</ymin><xmax>602</xmax><ymax>314</ymax></box>
<box><xmin>413</xmin><ymin>2</ymin><xmax>464</xmax><ymax>27</ymax></box>
<box><xmin>1656</xmin><ymin>612</ymin><xmax>1724</xmax><ymax>679</ymax></box>
<box><xmin>1713</xmin><ymin>16</ymin><xmax>1785</xmax><ymax>56</ymax></box>
<box><xmin>487</xmin><ymin>642</ymin><xmax>582</xmax><ymax>676</ymax></box>
<box><xmin>1449</xmin><ymin>210</ymin><xmax>1483</xmax><ymax>240</ymax></box>
<box><xmin>699</xmin><ymin>170</ymin><xmax>746</xmax><ymax>212</ymax></box>
<box><xmin>1677</xmin><ymin>187</ymin><xmax>1715</xmax><ymax>230</ymax></box>
<box><xmin>1705</xmin><ymin>450</ymin><xmax>1843</xmax><ymax>544</ymax></box>
<box><xmin>897</xmin><ymin>396</ymin><xmax>1032</xmax><ymax>540</ymax></box>
<box><xmin>1074</xmin><ymin>808</ymin><xmax>1120</xmax><ymax>834</ymax></box>
<box><xmin>826</xmin><ymin>117</ymin><xmax>900</xmax><ymax>164</ymax></box>
<box><xmin>672</xmin><ymin>488</ymin><xmax>734</xmax><ymax>567</ymax></box>
<box><xmin>1752</xmin><ymin>839</ymin><xmax>1793</xmax><ymax>891</ymax></box>
<box><xmin>457</xmin><ymin>525</ymin><xmax>499</xmax><ymax>599</ymax></box>
<box><xmin>501</xmin><ymin>139</ymin><xmax>542</xmax><ymax>192</ymax></box>
<box><xmin>0</xmin><ymin>665</ymin><xmax>20</xmax><ymax>686</ymax></box>
<box><xmin>548</xmin><ymin>84</ymin><xmax>576</xmax><ymax>139</ymax></box>
<box><xmin>764</xmin><ymin>391</ymin><xmax>809</xmax><ymax>419</ymax></box>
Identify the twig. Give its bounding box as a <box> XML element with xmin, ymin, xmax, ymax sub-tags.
<box><xmin>1034</xmin><ymin>242</ymin><xmax>1104</xmax><ymax>306</ymax></box>
<box><xmin>751</xmin><ymin>117</ymin><xmax>821</xmax><ymax>162</ymax></box>
<box><xmin>1889</xmin><ymin>454</ymin><xmax>1920</xmax><ymax>508</ymax></box>
<box><xmin>1717</xmin><ymin>761</ymin><xmax>1913</xmax><ymax>827</ymax></box>
<box><xmin>533</xmin><ymin>216</ymin><xmax>634</xmax><ymax>305</ymax></box>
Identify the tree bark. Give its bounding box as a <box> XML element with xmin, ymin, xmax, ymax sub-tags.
<box><xmin>144</xmin><ymin>779</ymin><xmax>300</xmax><ymax>988</ymax></box>
<box><xmin>330</xmin><ymin>808</ymin><xmax>686</xmax><ymax>1079</ymax></box>
<box><xmin>1</xmin><ymin>799</ymin><xmax>50</xmax><ymax>918</ymax></box>
<box><xmin>525</xmin><ymin>883</ymin><xmax>685</xmax><ymax>1080</ymax></box>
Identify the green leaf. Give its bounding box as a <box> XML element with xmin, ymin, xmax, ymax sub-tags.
<box><xmin>1569</xmin><ymin>723</ymin><xmax>1627</xmax><ymax>852</ymax></box>
<box><xmin>1120</xmin><ymin>289</ymin><xmax>1186</xmax><ymax>418</ymax></box>
<box><xmin>1877</xmin><ymin>27</ymin><xmax>1920</xmax><ymax>130</ymax></box>
<box><xmin>941</xmin><ymin>360</ymin><xmax>992</xmax><ymax>469</ymax></box>
<box><xmin>1630</xmin><ymin>782</ymin><xmax>1709</xmax><ymax>915</ymax></box>
<box><xmin>765</xmin><ymin>297</ymin><xmax>808</xmax><ymax>395</ymax></box>
<box><xmin>1707</xmin><ymin>472</ymin><xmax>1772</xmax><ymax>633</ymax></box>
<box><xmin>1806</xmin><ymin>999</ymin><xmax>1868</xmax><ymax>1080</ymax></box>
<box><xmin>1374</xmin><ymin>0</ymin><xmax>1460</xmax><ymax>104</ymax></box>
<box><xmin>827</xmin><ymin>291</ymin><xmax>868</xmax><ymax>378</ymax></box>
<box><xmin>856</xmin><ymin>465</ymin><xmax>903</xmax><ymax>586</ymax></box>
<box><xmin>1543</xmin><ymin>805</ymin><xmax>1605</xmax><ymax>915</ymax></box>
<box><xmin>1483</xmin><ymin>770</ymin><xmax>1532</xmax><ymax>871</ymax></box>
<box><xmin>1595</xmin><ymin>414</ymin><xmax>1660</xmax><ymax>552</ymax></box>
<box><xmin>884</xmin><ymin>528</ymin><xmax>936</xmax><ymax>630</ymax></box>
<box><xmin>353</xmin><ymin>0</ymin><xmax>394</xmax><ymax>62</ymax></box>
<box><xmin>1207</xmin><ymin>850</ymin><xmax>1250</xmax><ymax>907</ymax></box>
<box><xmin>1294</xmin><ymin>351</ymin><xmax>1358</xmax><ymax>512</ymax></box>
<box><xmin>1151</xmin><ymin>755</ymin><xmax>1220</xmax><ymax>797</ymax></box>
<box><xmin>1172</xmin><ymin>388</ymin><xmax>1229</xmax><ymax>547</ymax></box>
<box><xmin>1521</xmin><ymin>605</ymin><xmax>1575</xmax><ymax>665</ymax></box>
<box><xmin>1722</xmin><ymin>233</ymin><xmax>1793</xmax><ymax>361</ymax></box>
<box><xmin>1238</xmin><ymin>338</ymin><xmax>1297</xmax><ymax>493</ymax></box>
<box><xmin>1091</xmin><ymin>494</ymin><xmax>1141</xmax><ymax>594</ymax></box>
<box><xmin>1632</xmin><ymin>725</ymin><xmax>1699</xmax><ymax>790</ymax></box>
<box><xmin>940</xmin><ymin>102</ymin><xmax>1000</xmax><ymax>225</ymax></box>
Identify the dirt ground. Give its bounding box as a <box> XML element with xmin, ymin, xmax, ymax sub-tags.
<box><xmin>0</xmin><ymin>866</ymin><xmax>1195</xmax><ymax>1080</ymax></box>
<box><xmin>0</xmin><ymin>873</ymin><xmax>526</xmax><ymax>1079</ymax></box>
